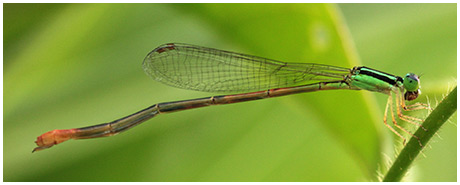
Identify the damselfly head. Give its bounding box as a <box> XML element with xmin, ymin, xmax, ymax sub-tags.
<box><xmin>403</xmin><ymin>73</ymin><xmax>420</xmax><ymax>94</ymax></box>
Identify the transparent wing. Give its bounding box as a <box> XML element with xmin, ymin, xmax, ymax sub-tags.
<box><xmin>143</xmin><ymin>43</ymin><xmax>351</xmax><ymax>93</ymax></box>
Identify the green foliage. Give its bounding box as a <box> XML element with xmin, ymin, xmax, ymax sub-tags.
<box><xmin>383</xmin><ymin>87</ymin><xmax>457</xmax><ymax>181</ymax></box>
<box><xmin>4</xmin><ymin>4</ymin><xmax>456</xmax><ymax>181</ymax></box>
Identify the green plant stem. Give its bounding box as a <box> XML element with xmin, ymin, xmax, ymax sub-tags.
<box><xmin>383</xmin><ymin>86</ymin><xmax>457</xmax><ymax>182</ymax></box>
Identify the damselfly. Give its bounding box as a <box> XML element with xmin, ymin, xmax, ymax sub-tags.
<box><xmin>33</xmin><ymin>43</ymin><xmax>430</xmax><ymax>152</ymax></box>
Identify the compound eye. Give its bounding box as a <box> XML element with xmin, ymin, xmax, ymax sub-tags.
<box><xmin>403</xmin><ymin>73</ymin><xmax>420</xmax><ymax>92</ymax></box>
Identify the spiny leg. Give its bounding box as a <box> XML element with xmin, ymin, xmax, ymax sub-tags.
<box><xmin>396</xmin><ymin>90</ymin><xmax>427</xmax><ymax>131</ymax></box>
<box><xmin>404</xmin><ymin>102</ymin><xmax>431</xmax><ymax>111</ymax></box>
<box><xmin>391</xmin><ymin>91</ymin><xmax>423</xmax><ymax>147</ymax></box>
<box><xmin>400</xmin><ymin>90</ymin><xmax>431</xmax><ymax>111</ymax></box>
<box><xmin>396</xmin><ymin>90</ymin><xmax>425</xmax><ymax>122</ymax></box>
<box><xmin>383</xmin><ymin>95</ymin><xmax>406</xmax><ymax>145</ymax></box>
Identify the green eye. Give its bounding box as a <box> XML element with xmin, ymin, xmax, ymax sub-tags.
<box><xmin>403</xmin><ymin>73</ymin><xmax>420</xmax><ymax>92</ymax></box>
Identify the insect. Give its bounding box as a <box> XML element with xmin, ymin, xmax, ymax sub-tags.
<box><xmin>33</xmin><ymin>43</ymin><xmax>429</xmax><ymax>152</ymax></box>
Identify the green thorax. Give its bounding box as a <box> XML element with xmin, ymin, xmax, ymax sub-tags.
<box><xmin>348</xmin><ymin>66</ymin><xmax>403</xmax><ymax>94</ymax></box>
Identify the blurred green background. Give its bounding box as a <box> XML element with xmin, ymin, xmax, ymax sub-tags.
<box><xmin>4</xmin><ymin>3</ymin><xmax>456</xmax><ymax>182</ymax></box>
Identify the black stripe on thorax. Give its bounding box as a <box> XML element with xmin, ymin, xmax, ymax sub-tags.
<box><xmin>355</xmin><ymin>66</ymin><xmax>403</xmax><ymax>86</ymax></box>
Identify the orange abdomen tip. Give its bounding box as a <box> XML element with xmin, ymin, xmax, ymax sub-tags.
<box><xmin>33</xmin><ymin>129</ymin><xmax>76</xmax><ymax>152</ymax></box>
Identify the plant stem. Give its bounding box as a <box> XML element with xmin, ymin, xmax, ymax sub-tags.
<box><xmin>383</xmin><ymin>86</ymin><xmax>457</xmax><ymax>182</ymax></box>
